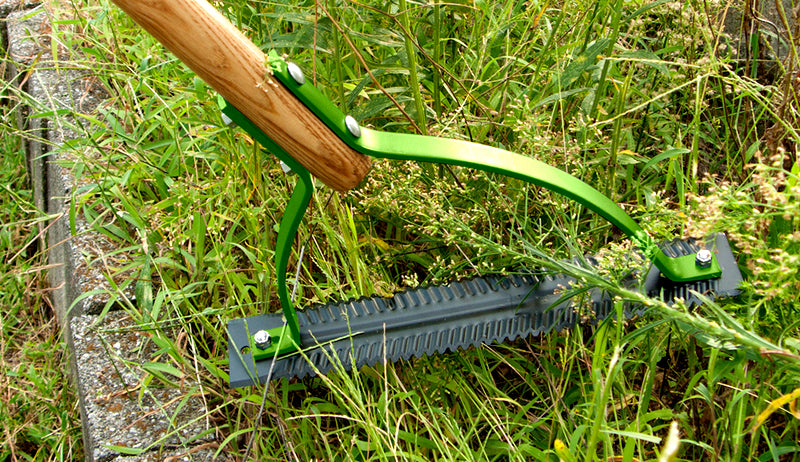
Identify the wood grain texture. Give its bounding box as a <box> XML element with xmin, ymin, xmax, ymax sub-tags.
<box><xmin>111</xmin><ymin>0</ymin><xmax>371</xmax><ymax>191</ymax></box>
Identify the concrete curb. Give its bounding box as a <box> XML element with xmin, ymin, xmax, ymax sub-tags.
<box><xmin>3</xmin><ymin>5</ymin><xmax>227</xmax><ymax>461</ymax></box>
<box><xmin>71</xmin><ymin>312</ymin><xmax>216</xmax><ymax>462</ymax></box>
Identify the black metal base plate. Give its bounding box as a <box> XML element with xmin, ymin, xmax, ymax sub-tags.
<box><xmin>228</xmin><ymin>233</ymin><xmax>742</xmax><ymax>388</ymax></box>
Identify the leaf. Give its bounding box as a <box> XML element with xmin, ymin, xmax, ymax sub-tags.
<box><xmin>197</xmin><ymin>356</ymin><xmax>228</xmax><ymax>382</ymax></box>
<box><xmin>553</xmin><ymin>39</ymin><xmax>610</xmax><ymax>89</ymax></box>
<box><xmin>751</xmin><ymin>387</ymin><xmax>800</xmax><ymax>432</ymax></box>
<box><xmin>353</xmin><ymin>95</ymin><xmax>404</xmax><ymax>121</ymax></box>
<box><xmin>625</xmin><ymin>0</ymin><xmax>672</xmax><ymax>21</ymax></box>
<box><xmin>788</xmin><ymin>160</ymin><xmax>799</xmax><ymax>189</ymax></box>
<box><xmin>600</xmin><ymin>429</ymin><xmax>662</xmax><ymax>444</ymax></box>
<box><xmin>619</xmin><ymin>50</ymin><xmax>670</xmax><ymax>77</ymax></box>
<box><xmin>534</xmin><ymin>87</ymin><xmax>592</xmax><ymax>108</ymax></box>
<box><xmin>104</xmin><ymin>445</ymin><xmax>144</xmax><ymax>456</ymax></box>
<box><xmin>191</xmin><ymin>211</ymin><xmax>206</xmax><ymax>281</ymax></box>
<box><xmin>658</xmin><ymin>421</ymin><xmax>681</xmax><ymax>462</ymax></box>
<box><xmin>693</xmin><ymin>382</ymin><xmax>712</xmax><ymax>404</ymax></box>
<box><xmin>641</xmin><ymin>148</ymin><xmax>690</xmax><ymax>174</ymax></box>
<box><xmin>135</xmin><ymin>256</ymin><xmax>153</xmax><ymax>316</ymax></box>
<box><xmin>396</xmin><ymin>430</ymin><xmax>438</xmax><ymax>450</ymax></box>
<box><xmin>347</xmin><ymin>69</ymin><xmax>388</xmax><ymax>107</ymax></box>
<box><xmin>617</xmin><ymin>150</ymin><xmax>644</xmax><ymax>165</ymax></box>
<box><xmin>142</xmin><ymin>361</ymin><xmax>184</xmax><ymax>379</ymax></box>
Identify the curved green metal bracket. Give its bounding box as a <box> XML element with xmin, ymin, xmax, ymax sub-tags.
<box><xmin>267</xmin><ymin>54</ymin><xmax>721</xmax><ymax>284</ymax></box>
<box><xmin>220</xmin><ymin>97</ymin><xmax>309</xmax><ymax>359</ymax></box>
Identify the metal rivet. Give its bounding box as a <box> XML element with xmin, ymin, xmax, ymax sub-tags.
<box><xmin>695</xmin><ymin>249</ymin><xmax>713</xmax><ymax>268</ymax></box>
<box><xmin>253</xmin><ymin>330</ymin><xmax>271</xmax><ymax>350</ymax></box>
<box><xmin>286</xmin><ymin>62</ymin><xmax>305</xmax><ymax>85</ymax></box>
<box><xmin>345</xmin><ymin>115</ymin><xmax>361</xmax><ymax>138</ymax></box>
<box><xmin>221</xmin><ymin>112</ymin><xmax>236</xmax><ymax>127</ymax></box>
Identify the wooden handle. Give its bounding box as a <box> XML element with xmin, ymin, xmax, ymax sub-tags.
<box><xmin>111</xmin><ymin>0</ymin><xmax>371</xmax><ymax>191</ymax></box>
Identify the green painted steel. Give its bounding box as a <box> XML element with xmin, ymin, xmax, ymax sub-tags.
<box><xmin>268</xmin><ymin>54</ymin><xmax>721</xmax><ymax>283</ymax></box>
<box><xmin>220</xmin><ymin>97</ymin><xmax>307</xmax><ymax>359</ymax></box>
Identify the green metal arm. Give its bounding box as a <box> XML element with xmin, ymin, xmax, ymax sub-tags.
<box><xmin>267</xmin><ymin>54</ymin><xmax>721</xmax><ymax>284</ymax></box>
<box><xmin>222</xmin><ymin>54</ymin><xmax>722</xmax><ymax>360</ymax></box>
<box><xmin>220</xmin><ymin>97</ymin><xmax>310</xmax><ymax>358</ymax></box>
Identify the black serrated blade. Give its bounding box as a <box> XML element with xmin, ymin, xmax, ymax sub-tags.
<box><xmin>228</xmin><ymin>233</ymin><xmax>741</xmax><ymax>388</ymax></box>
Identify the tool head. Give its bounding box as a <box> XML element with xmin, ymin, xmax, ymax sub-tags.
<box><xmin>228</xmin><ymin>233</ymin><xmax>742</xmax><ymax>388</ymax></box>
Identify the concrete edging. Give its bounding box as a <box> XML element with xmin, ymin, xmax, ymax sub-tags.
<box><xmin>3</xmin><ymin>3</ymin><xmax>225</xmax><ymax>461</ymax></box>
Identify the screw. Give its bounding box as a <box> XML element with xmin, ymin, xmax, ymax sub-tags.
<box><xmin>253</xmin><ymin>330</ymin><xmax>271</xmax><ymax>350</ymax></box>
<box><xmin>286</xmin><ymin>62</ymin><xmax>305</xmax><ymax>85</ymax></box>
<box><xmin>345</xmin><ymin>115</ymin><xmax>361</xmax><ymax>137</ymax></box>
<box><xmin>221</xmin><ymin>112</ymin><xmax>236</xmax><ymax>127</ymax></box>
<box><xmin>695</xmin><ymin>249</ymin><xmax>713</xmax><ymax>268</ymax></box>
<box><xmin>280</xmin><ymin>160</ymin><xmax>293</xmax><ymax>175</ymax></box>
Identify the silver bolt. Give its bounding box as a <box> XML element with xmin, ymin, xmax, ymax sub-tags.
<box><xmin>344</xmin><ymin>115</ymin><xmax>361</xmax><ymax>138</ymax></box>
<box><xmin>221</xmin><ymin>112</ymin><xmax>236</xmax><ymax>127</ymax></box>
<box><xmin>286</xmin><ymin>62</ymin><xmax>305</xmax><ymax>85</ymax></box>
<box><xmin>280</xmin><ymin>160</ymin><xmax>294</xmax><ymax>175</ymax></box>
<box><xmin>695</xmin><ymin>249</ymin><xmax>713</xmax><ymax>268</ymax></box>
<box><xmin>253</xmin><ymin>330</ymin><xmax>271</xmax><ymax>350</ymax></box>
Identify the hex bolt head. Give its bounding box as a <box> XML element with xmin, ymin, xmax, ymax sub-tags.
<box><xmin>253</xmin><ymin>330</ymin><xmax>271</xmax><ymax>350</ymax></box>
<box><xmin>286</xmin><ymin>62</ymin><xmax>305</xmax><ymax>85</ymax></box>
<box><xmin>345</xmin><ymin>115</ymin><xmax>361</xmax><ymax>138</ymax></box>
<box><xmin>695</xmin><ymin>249</ymin><xmax>713</xmax><ymax>268</ymax></box>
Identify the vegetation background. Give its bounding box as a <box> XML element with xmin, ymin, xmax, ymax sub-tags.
<box><xmin>2</xmin><ymin>0</ymin><xmax>800</xmax><ymax>460</ymax></box>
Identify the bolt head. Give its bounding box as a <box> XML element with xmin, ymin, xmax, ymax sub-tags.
<box><xmin>695</xmin><ymin>249</ymin><xmax>713</xmax><ymax>268</ymax></box>
<box><xmin>286</xmin><ymin>62</ymin><xmax>305</xmax><ymax>85</ymax></box>
<box><xmin>221</xmin><ymin>112</ymin><xmax>236</xmax><ymax>127</ymax></box>
<box><xmin>345</xmin><ymin>115</ymin><xmax>361</xmax><ymax>138</ymax></box>
<box><xmin>253</xmin><ymin>330</ymin><xmax>271</xmax><ymax>349</ymax></box>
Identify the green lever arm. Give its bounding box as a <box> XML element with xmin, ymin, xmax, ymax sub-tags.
<box><xmin>266</xmin><ymin>55</ymin><xmax>721</xmax><ymax>284</ymax></box>
<box><xmin>350</xmin><ymin>130</ymin><xmax>715</xmax><ymax>284</ymax></box>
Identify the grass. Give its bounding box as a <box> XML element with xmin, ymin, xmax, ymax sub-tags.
<box><xmin>0</xmin><ymin>94</ymin><xmax>83</xmax><ymax>457</ymax></box>
<box><xmin>3</xmin><ymin>0</ymin><xmax>800</xmax><ymax>460</ymax></box>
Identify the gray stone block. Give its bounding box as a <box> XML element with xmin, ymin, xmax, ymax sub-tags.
<box><xmin>5</xmin><ymin>6</ymin><xmax>226</xmax><ymax>462</ymax></box>
<box><xmin>109</xmin><ymin>446</ymin><xmax>227</xmax><ymax>462</ymax></box>
<box><xmin>5</xmin><ymin>7</ymin><xmax>48</xmax><ymax>226</ymax></box>
<box><xmin>6</xmin><ymin>8</ymin><xmax>134</xmax><ymax>322</ymax></box>
<box><xmin>0</xmin><ymin>0</ymin><xmax>40</xmax><ymax>18</ymax></box>
<box><xmin>721</xmin><ymin>0</ymin><xmax>797</xmax><ymax>62</ymax></box>
<box><xmin>71</xmin><ymin>311</ymin><xmax>216</xmax><ymax>462</ymax></box>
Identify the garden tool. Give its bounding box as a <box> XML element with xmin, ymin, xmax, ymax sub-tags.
<box><xmin>109</xmin><ymin>0</ymin><xmax>743</xmax><ymax>388</ymax></box>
